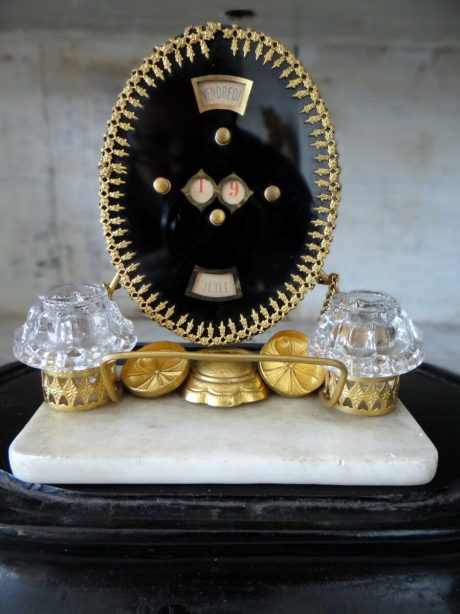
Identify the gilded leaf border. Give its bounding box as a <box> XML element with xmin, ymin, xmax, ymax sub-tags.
<box><xmin>99</xmin><ymin>22</ymin><xmax>341</xmax><ymax>346</ymax></box>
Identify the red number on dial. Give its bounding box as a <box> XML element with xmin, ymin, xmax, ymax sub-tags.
<box><xmin>229</xmin><ymin>180</ymin><xmax>239</xmax><ymax>198</ymax></box>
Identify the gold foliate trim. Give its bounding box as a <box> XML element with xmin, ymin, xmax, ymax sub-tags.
<box><xmin>99</xmin><ymin>23</ymin><xmax>340</xmax><ymax>346</ymax></box>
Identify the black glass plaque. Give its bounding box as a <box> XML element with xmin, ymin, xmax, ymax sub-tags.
<box><xmin>100</xmin><ymin>23</ymin><xmax>340</xmax><ymax>344</ymax></box>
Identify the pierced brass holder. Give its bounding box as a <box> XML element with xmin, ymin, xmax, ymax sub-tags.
<box><xmin>42</xmin><ymin>364</ymin><xmax>117</xmax><ymax>411</ymax></box>
<box><xmin>323</xmin><ymin>370</ymin><xmax>400</xmax><ymax>416</ymax></box>
<box><xmin>100</xmin><ymin>349</ymin><xmax>348</xmax><ymax>408</ymax></box>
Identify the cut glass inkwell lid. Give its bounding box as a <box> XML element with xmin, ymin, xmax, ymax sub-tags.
<box><xmin>13</xmin><ymin>284</ymin><xmax>137</xmax><ymax>411</ymax></box>
<box><xmin>309</xmin><ymin>290</ymin><xmax>424</xmax><ymax>378</ymax></box>
<box><xmin>13</xmin><ymin>284</ymin><xmax>136</xmax><ymax>372</ymax></box>
<box><xmin>309</xmin><ymin>290</ymin><xmax>424</xmax><ymax>415</ymax></box>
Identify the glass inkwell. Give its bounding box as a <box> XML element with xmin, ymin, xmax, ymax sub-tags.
<box><xmin>14</xmin><ymin>284</ymin><xmax>136</xmax><ymax>410</ymax></box>
<box><xmin>309</xmin><ymin>290</ymin><xmax>424</xmax><ymax>415</ymax></box>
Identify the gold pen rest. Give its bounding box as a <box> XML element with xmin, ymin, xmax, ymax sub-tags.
<box><xmin>99</xmin><ymin>347</ymin><xmax>348</xmax><ymax>409</ymax></box>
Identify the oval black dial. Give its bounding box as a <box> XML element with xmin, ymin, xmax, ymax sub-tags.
<box><xmin>100</xmin><ymin>24</ymin><xmax>340</xmax><ymax>345</ymax></box>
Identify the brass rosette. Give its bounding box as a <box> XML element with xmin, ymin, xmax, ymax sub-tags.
<box><xmin>122</xmin><ymin>341</ymin><xmax>190</xmax><ymax>398</ymax></box>
<box><xmin>259</xmin><ymin>330</ymin><xmax>325</xmax><ymax>397</ymax></box>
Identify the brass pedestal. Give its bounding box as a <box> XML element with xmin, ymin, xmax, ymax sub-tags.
<box><xmin>181</xmin><ymin>349</ymin><xmax>269</xmax><ymax>407</ymax></box>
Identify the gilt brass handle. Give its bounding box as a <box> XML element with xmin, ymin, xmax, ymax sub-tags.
<box><xmin>100</xmin><ymin>350</ymin><xmax>348</xmax><ymax>408</ymax></box>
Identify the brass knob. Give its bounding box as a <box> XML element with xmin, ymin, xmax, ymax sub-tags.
<box><xmin>264</xmin><ymin>185</ymin><xmax>281</xmax><ymax>202</ymax></box>
<box><xmin>122</xmin><ymin>341</ymin><xmax>190</xmax><ymax>398</ymax></box>
<box><xmin>209</xmin><ymin>208</ymin><xmax>226</xmax><ymax>226</ymax></box>
<box><xmin>153</xmin><ymin>177</ymin><xmax>171</xmax><ymax>194</ymax></box>
<box><xmin>215</xmin><ymin>127</ymin><xmax>231</xmax><ymax>146</ymax></box>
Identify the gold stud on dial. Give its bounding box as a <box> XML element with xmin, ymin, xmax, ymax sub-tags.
<box><xmin>209</xmin><ymin>208</ymin><xmax>226</xmax><ymax>226</ymax></box>
<box><xmin>153</xmin><ymin>177</ymin><xmax>171</xmax><ymax>194</ymax></box>
<box><xmin>215</xmin><ymin>127</ymin><xmax>232</xmax><ymax>146</ymax></box>
<box><xmin>264</xmin><ymin>185</ymin><xmax>281</xmax><ymax>202</ymax></box>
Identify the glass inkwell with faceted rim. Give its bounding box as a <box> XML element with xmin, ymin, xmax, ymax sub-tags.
<box><xmin>13</xmin><ymin>284</ymin><xmax>136</xmax><ymax>410</ymax></box>
<box><xmin>309</xmin><ymin>291</ymin><xmax>424</xmax><ymax>415</ymax></box>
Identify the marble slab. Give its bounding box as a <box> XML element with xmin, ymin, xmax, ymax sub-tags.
<box><xmin>9</xmin><ymin>395</ymin><xmax>438</xmax><ymax>486</ymax></box>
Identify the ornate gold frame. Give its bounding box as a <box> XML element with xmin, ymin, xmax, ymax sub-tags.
<box><xmin>99</xmin><ymin>22</ymin><xmax>340</xmax><ymax>346</ymax></box>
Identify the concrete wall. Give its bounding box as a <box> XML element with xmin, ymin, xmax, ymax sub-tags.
<box><xmin>0</xmin><ymin>0</ymin><xmax>459</xmax><ymax>327</ymax></box>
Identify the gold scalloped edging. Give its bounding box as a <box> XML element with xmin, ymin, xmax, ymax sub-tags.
<box><xmin>99</xmin><ymin>22</ymin><xmax>341</xmax><ymax>346</ymax></box>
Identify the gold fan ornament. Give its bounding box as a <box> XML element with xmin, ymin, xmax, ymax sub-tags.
<box><xmin>259</xmin><ymin>330</ymin><xmax>325</xmax><ymax>397</ymax></box>
<box><xmin>121</xmin><ymin>341</ymin><xmax>190</xmax><ymax>398</ymax></box>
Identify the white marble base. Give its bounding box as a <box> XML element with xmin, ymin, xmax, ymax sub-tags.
<box><xmin>8</xmin><ymin>395</ymin><xmax>438</xmax><ymax>486</ymax></box>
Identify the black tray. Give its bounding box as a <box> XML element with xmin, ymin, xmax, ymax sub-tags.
<box><xmin>1</xmin><ymin>357</ymin><xmax>460</xmax><ymax>612</ymax></box>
